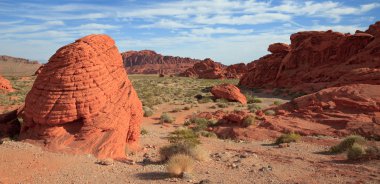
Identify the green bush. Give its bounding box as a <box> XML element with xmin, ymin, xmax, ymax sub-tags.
<box><xmin>160</xmin><ymin>113</ymin><xmax>175</xmax><ymax>124</ymax></box>
<box><xmin>329</xmin><ymin>135</ymin><xmax>366</xmax><ymax>154</ymax></box>
<box><xmin>243</xmin><ymin>115</ymin><xmax>255</xmax><ymax>127</ymax></box>
<box><xmin>347</xmin><ymin>143</ymin><xmax>365</xmax><ymax>160</ymax></box>
<box><xmin>217</xmin><ymin>103</ymin><xmax>228</xmax><ymax>108</ymax></box>
<box><xmin>275</xmin><ymin>133</ymin><xmax>301</xmax><ymax>144</ymax></box>
<box><xmin>247</xmin><ymin>104</ymin><xmax>262</xmax><ymax>113</ymax></box>
<box><xmin>141</xmin><ymin>128</ymin><xmax>148</xmax><ymax>135</ymax></box>
<box><xmin>143</xmin><ymin>106</ymin><xmax>154</xmax><ymax>117</ymax></box>
<box><xmin>273</xmin><ymin>101</ymin><xmax>282</xmax><ymax>105</ymax></box>
<box><xmin>183</xmin><ymin>106</ymin><xmax>191</xmax><ymax>110</ymax></box>
<box><xmin>168</xmin><ymin>129</ymin><xmax>200</xmax><ymax>146</ymax></box>
<box><xmin>264</xmin><ymin>110</ymin><xmax>276</xmax><ymax>116</ymax></box>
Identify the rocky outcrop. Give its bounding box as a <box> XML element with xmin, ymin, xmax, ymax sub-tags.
<box><xmin>180</xmin><ymin>58</ymin><xmax>226</xmax><ymax>79</ymax></box>
<box><xmin>121</xmin><ymin>50</ymin><xmax>200</xmax><ymax>74</ymax></box>
<box><xmin>269</xmin><ymin>84</ymin><xmax>380</xmax><ymax>139</ymax></box>
<box><xmin>0</xmin><ymin>55</ymin><xmax>39</xmax><ymax>64</ymax></box>
<box><xmin>211</xmin><ymin>84</ymin><xmax>247</xmax><ymax>104</ymax></box>
<box><xmin>20</xmin><ymin>34</ymin><xmax>143</xmax><ymax>159</ymax></box>
<box><xmin>268</xmin><ymin>43</ymin><xmax>290</xmax><ymax>53</ymax></box>
<box><xmin>34</xmin><ymin>65</ymin><xmax>44</xmax><ymax>76</ymax></box>
<box><xmin>225</xmin><ymin>63</ymin><xmax>248</xmax><ymax>78</ymax></box>
<box><xmin>180</xmin><ymin>59</ymin><xmax>247</xmax><ymax>79</ymax></box>
<box><xmin>239</xmin><ymin>21</ymin><xmax>380</xmax><ymax>93</ymax></box>
<box><xmin>0</xmin><ymin>75</ymin><xmax>14</xmax><ymax>92</ymax></box>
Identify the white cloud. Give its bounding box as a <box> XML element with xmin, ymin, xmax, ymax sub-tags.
<box><xmin>138</xmin><ymin>19</ymin><xmax>196</xmax><ymax>29</ymax></box>
<box><xmin>190</xmin><ymin>27</ymin><xmax>253</xmax><ymax>35</ymax></box>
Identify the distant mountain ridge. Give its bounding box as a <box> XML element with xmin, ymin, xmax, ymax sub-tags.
<box><xmin>121</xmin><ymin>50</ymin><xmax>201</xmax><ymax>74</ymax></box>
<box><xmin>0</xmin><ymin>55</ymin><xmax>41</xmax><ymax>76</ymax></box>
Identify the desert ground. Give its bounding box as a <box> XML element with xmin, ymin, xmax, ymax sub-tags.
<box><xmin>0</xmin><ymin>75</ymin><xmax>379</xmax><ymax>184</ymax></box>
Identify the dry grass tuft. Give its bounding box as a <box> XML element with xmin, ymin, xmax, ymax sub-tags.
<box><xmin>166</xmin><ymin>154</ymin><xmax>195</xmax><ymax>176</ymax></box>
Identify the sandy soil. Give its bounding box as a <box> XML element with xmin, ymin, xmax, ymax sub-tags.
<box><xmin>0</xmin><ymin>102</ymin><xmax>379</xmax><ymax>184</ymax></box>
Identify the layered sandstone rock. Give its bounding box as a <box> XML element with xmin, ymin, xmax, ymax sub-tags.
<box><xmin>240</xmin><ymin>21</ymin><xmax>380</xmax><ymax>93</ymax></box>
<box><xmin>268</xmin><ymin>43</ymin><xmax>290</xmax><ymax>53</ymax></box>
<box><xmin>211</xmin><ymin>84</ymin><xmax>247</xmax><ymax>104</ymax></box>
<box><xmin>122</xmin><ymin>50</ymin><xmax>200</xmax><ymax>74</ymax></box>
<box><xmin>269</xmin><ymin>84</ymin><xmax>380</xmax><ymax>138</ymax></box>
<box><xmin>34</xmin><ymin>65</ymin><xmax>44</xmax><ymax>76</ymax></box>
<box><xmin>225</xmin><ymin>63</ymin><xmax>248</xmax><ymax>78</ymax></box>
<box><xmin>0</xmin><ymin>75</ymin><xmax>14</xmax><ymax>92</ymax></box>
<box><xmin>20</xmin><ymin>34</ymin><xmax>143</xmax><ymax>159</ymax></box>
<box><xmin>180</xmin><ymin>58</ymin><xmax>226</xmax><ymax>79</ymax></box>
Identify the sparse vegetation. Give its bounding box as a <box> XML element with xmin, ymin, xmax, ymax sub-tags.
<box><xmin>243</xmin><ymin>115</ymin><xmax>255</xmax><ymax>127</ymax></box>
<box><xmin>329</xmin><ymin>135</ymin><xmax>366</xmax><ymax>154</ymax></box>
<box><xmin>264</xmin><ymin>110</ymin><xmax>276</xmax><ymax>116</ymax></box>
<box><xmin>140</xmin><ymin>128</ymin><xmax>148</xmax><ymax>135</ymax></box>
<box><xmin>160</xmin><ymin>113</ymin><xmax>175</xmax><ymax>124</ymax></box>
<box><xmin>168</xmin><ymin>128</ymin><xmax>200</xmax><ymax>146</ymax></box>
<box><xmin>347</xmin><ymin>143</ymin><xmax>365</xmax><ymax>160</ymax></box>
<box><xmin>247</xmin><ymin>104</ymin><xmax>262</xmax><ymax>113</ymax></box>
<box><xmin>275</xmin><ymin>133</ymin><xmax>301</xmax><ymax>144</ymax></box>
<box><xmin>166</xmin><ymin>154</ymin><xmax>195</xmax><ymax>176</ymax></box>
<box><xmin>217</xmin><ymin>103</ymin><xmax>228</xmax><ymax>108</ymax></box>
<box><xmin>183</xmin><ymin>106</ymin><xmax>191</xmax><ymax>110</ymax></box>
<box><xmin>143</xmin><ymin>106</ymin><xmax>154</xmax><ymax>117</ymax></box>
<box><xmin>273</xmin><ymin>100</ymin><xmax>282</xmax><ymax>105</ymax></box>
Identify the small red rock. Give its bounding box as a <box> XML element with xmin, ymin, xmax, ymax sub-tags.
<box><xmin>211</xmin><ymin>84</ymin><xmax>247</xmax><ymax>104</ymax></box>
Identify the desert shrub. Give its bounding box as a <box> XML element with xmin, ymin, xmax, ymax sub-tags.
<box><xmin>172</xmin><ymin>108</ymin><xmax>181</xmax><ymax>113</ymax></box>
<box><xmin>329</xmin><ymin>135</ymin><xmax>366</xmax><ymax>154</ymax></box>
<box><xmin>347</xmin><ymin>143</ymin><xmax>365</xmax><ymax>160</ymax></box>
<box><xmin>253</xmin><ymin>98</ymin><xmax>262</xmax><ymax>103</ymax></box>
<box><xmin>209</xmin><ymin>105</ymin><xmax>217</xmax><ymax>109</ymax></box>
<box><xmin>141</xmin><ymin>128</ymin><xmax>148</xmax><ymax>135</ymax></box>
<box><xmin>187</xmin><ymin>117</ymin><xmax>217</xmax><ymax>132</ymax></box>
<box><xmin>243</xmin><ymin>115</ymin><xmax>255</xmax><ymax>127</ymax></box>
<box><xmin>264</xmin><ymin>110</ymin><xmax>276</xmax><ymax>116</ymax></box>
<box><xmin>160</xmin><ymin>143</ymin><xmax>208</xmax><ymax>161</ymax></box>
<box><xmin>273</xmin><ymin>101</ymin><xmax>282</xmax><ymax>105</ymax></box>
<box><xmin>198</xmin><ymin>96</ymin><xmax>213</xmax><ymax>103</ymax></box>
<box><xmin>217</xmin><ymin>103</ymin><xmax>228</xmax><ymax>108</ymax></box>
<box><xmin>183</xmin><ymin>106</ymin><xmax>191</xmax><ymax>110</ymax></box>
<box><xmin>275</xmin><ymin>133</ymin><xmax>301</xmax><ymax>144</ymax></box>
<box><xmin>199</xmin><ymin>131</ymin><xmax>217</xmax><ymax>138</ymax></box>
<box><xmin>160</xmin><ymin>113</ymin><xmax>175</xmax><ymax>124</ymax></box>
<box><xmin>247</xmin><ymin>104</ymin><xmax>261</xmax><ymax>113</ymax></box>
<box><xmin>143</xmin><ymin>106</ymin><xmax>154</xmax><ymax>117</ymax></box>
<box><xmin>168</xmin><ymin>129</ymin><xmax>200</xmax><ymax>146</ymax></box>
<box><xmin>215</xmin><ymin>98</ymin><xmax>229</xmax><ymax>103</ymax></box>
<box><xmin>166</xmin><ymin>154</ymin><xmax>195</xmax><ymax>176</ymax></box>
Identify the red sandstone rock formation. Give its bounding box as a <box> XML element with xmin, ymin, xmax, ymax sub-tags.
<box><xmin>268</xmin><ymin>43</ymin><xmax>290</xmax><ymax>53</ymax></box>
<box><xmin>211</xmin><ymin>84</ymin><xmax>247</xmax><ymax>104</ymax></box>
<box><xmin>225</xmin><ymin>63</ymin><xmax>248</xmax><ymax>78</ymax></box>
<box><xmin>34</xmin><ymin>65</ymin><xmax>44</xmax><ymax>76</ymax></box>
<box><xmin>121</xmin><ymin>50</ymin><xmax>200</xmax><ymax>74</ymax></box>
<box><xmin>20</xmin><ymin>34</ymin><xmax>143</xmax><ymax>159</ymax></box>
<box><xmin>0</xmin><ymin>75</ymin><xmax>14</xmax><ymax>92</ymax></box>
<box><xmin>269</xmin><ymin>84</ymin><xmax>380</xmax><ymax>138</ymax></box>
<box><xmin>239</xmin><ymin>21</ymin><xmax>380</xmax><ymax>93</ymax></box>
<box><xmin>180</xmin><ymin>58</ymin><xmax>226</xmax><ymax>79</ymax></box>
<box><xmin>180</xmin><ymin>58</ymin><xmax>247</xmax><ymax>79</ymax></box>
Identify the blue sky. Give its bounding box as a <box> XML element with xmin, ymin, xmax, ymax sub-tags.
<box><xmin>0</xmin><ymin>0</ymin><xmax>379</xmax><ymax>64</ymax></box>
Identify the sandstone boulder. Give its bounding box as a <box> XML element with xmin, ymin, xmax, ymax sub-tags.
<box><xmin>211</xmin><ymin>84</ymin><xmax>247</xmax><ymax>104</ymax></box>
<box><xmin>270</xmin><ymin>84</ymin><xmax>380</xmax><ymax>138</ymax></box>
<box><xmin>20</xmin><ymin>34</ymin><xmax>143</xmax><ymax>159</ymax></box>
<box><xmin>0</xmin><ymin>75</ymin><xmax>14</xmax><ymax>92</ymax></box>
<box><xmin>268</xmin><ymin>43</ymin><xmax>290</xmax><ymax>53</ymax></box>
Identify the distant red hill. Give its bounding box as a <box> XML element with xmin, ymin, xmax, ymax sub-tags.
<box><xmin>121</xmin><ymin>50</ymin><xmax>201</xmax><ymax>75</ymax></box>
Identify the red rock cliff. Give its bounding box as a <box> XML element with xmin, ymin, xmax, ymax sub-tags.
<box><xmin>239</xmin><ymin>21</ymin><xmax>380</xmax><ymax>93</ymax></box>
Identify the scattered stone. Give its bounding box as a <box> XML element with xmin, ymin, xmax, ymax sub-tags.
<box><xmin>96</xmin><ymin>159</ymin><xmax>114</xmax><ymax>166</ymax></box>
<box><xmin>199</xmin><ymin>179</ymin><xmax>212</xmax><ymax>184</ymax></box>
<box><xmin>278</xmin><ymin>143</ymin><xmax>290</xmax><ymax>148</ymax></box>
<box><xmin>182</xmin><ymin>172</ymin><xmax>192</xmax><ymax>180</ymax></box>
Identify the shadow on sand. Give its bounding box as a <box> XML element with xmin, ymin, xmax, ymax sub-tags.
<box><xmin>135</xmin><ymin>172</ymin><xmax>172</xmax><ymax>180</ymax></box>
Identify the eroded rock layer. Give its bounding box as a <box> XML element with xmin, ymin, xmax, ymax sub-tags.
<box><xmin>239</xmin><ymin>21</ymin><xmax>380</xmax><ymax>93</ymax></box>
<box><xmin>20</xmin><ymin>34</ymin><xmax>143</xmax><ymax>159</ymax></box>
<box><xmin>122</xmin><ymin>50</ymin><xmax>200</xmax><ymax>74</ymax></box>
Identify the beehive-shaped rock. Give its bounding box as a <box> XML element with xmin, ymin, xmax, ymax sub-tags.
<box><xmin>20</xmin><ymin>34</ymin><xmax>143</xmax><ymax>159</ymax></box>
